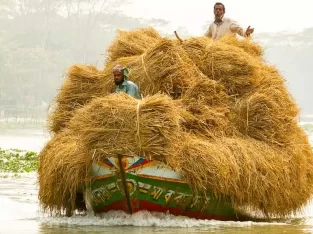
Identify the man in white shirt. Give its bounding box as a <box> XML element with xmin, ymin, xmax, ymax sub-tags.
<box><xmin>205</xmin><ymin>2</ymin><xmax>254</xmax><ymax>40</ymax></box>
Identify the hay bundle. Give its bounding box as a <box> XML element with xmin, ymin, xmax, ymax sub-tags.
<box><xmin>48</xmin><ymin>65</ymin><xmax>110</xmax><ymax>133</ymax></box>
<box><xmin>232</xmin><ymin>66</ymin><xmax>299</xmax><ymax>145</ymax></box>
<box><xmin>180</xmin><ymin>79</ymin><xmax>234</xmax><ymax>137</ymax></box>
<box><xmin>219</xmin><ymin>35</ymin><xmax>263</xmax><ymax>58</ymax></box>
<box><xmin>182</xmin><ymin>78</ymin><xmax>229</xmax><ymax>108</ymax></box>
<box><xmin>255</xmin><ymin>65</ymin><xmax>291</xmax><ymax>89</ymax></box>
<box><xmin>106</xmin><ymin>27</ymin><xmax>162</xmax><ymax>62</ymax></box>
<box><xmin>180</xmin><ymin>108</ymin><xmax>233</xmax><ymax>138</ymax></box>
<box><xmin>103</xmin><ymin>38</ymin><xmax>204</xmax><ymax>96</ymax></box>
<box><xmin>69</xmin><ymin>93</ymin><xmax>182</xmax><ymax>160</ymax></box>
<box><xmin>167</xmin><ymin>135</ymin><xmax>313</xmax><ymax>217</ymax></box>
<box><xmin>38</xmin><ymin>130</ymin><xmax>92</xmax><ymax>214</ymax></box>
<box><xmin>42</xmin><ymin>27</ymin><xmax>313</xmax><ymax>218</ymax></box>
<box><xmin>232</xmin><ymin>93</ymin><xmax>299</xmax><ymax>145</ymax></box>
<box><xmin>182</xmin><ymin>37</ymin><xmax>261</xmax><ymax>95</ymax></box>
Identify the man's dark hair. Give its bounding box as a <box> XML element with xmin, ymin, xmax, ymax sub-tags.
<box><xmin>214</xmin><ymin>2</ymin><xmax>225</xmax><ymax>12</ymax></box>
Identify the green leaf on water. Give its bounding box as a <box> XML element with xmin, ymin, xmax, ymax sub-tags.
<box><xmin>0</xmin><ymin>147</ymin><xmax>38</xmax><ymax>173</ymax></box>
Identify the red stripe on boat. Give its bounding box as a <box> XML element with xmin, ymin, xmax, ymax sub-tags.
<box><xmin>94</xmin><ymin>198</ymin><xmax>235</xmax><ymax>221</ymax></box>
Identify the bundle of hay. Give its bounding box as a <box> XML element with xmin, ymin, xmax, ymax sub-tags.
<box><xmin>40</xmin><ymin>27</ymin><xmax>313</xmax><ymax>219</ymax></box>
<box><xmin>38</xmin><ymin>130</ymin><xmax>92</xmax><ymax>215</ymax></box>
<box><xmin>182</xmin><ymin>37</ymin><xmax>261</xmax><ymax>95</ymax></box>
<box><xmin>232</xmin><ymin>66</ymin><xmax>299</xmax><ymax>145</ymax></box>
<box><xmin>69</xmin><ymin>93</ymin><xmax>182</xmax><ymax>160</ymax></box>
<box><xmin>180</xmin><ymin>79</ymin><xmax>234</xmax><ymax>138</ymax></box>
<box><xmin>183</xmin><ymin>78</ymin><xmax>229</xmax><ymax>108</ymax></box>
<box><xmin>167</xmin><ymin>135</ymin><xmax>313</xmax><ymax>217</ymax></box>
<box><xmin>48</xmin><ymin>65</ymin><xmax>110</xmax><ymax>133</ymax></box>
<box><xmin>219</xmin><ymin>35</ymin><xmax>263</xmax><ymax>58</ymax></box>
<box><xmin>106</xmin><ymin>27</ymin><xmax>162</xmax><ymax>63</ymax></box>
<box><xmin>103</xmin><ymin>38</ymin><xmax>204</xmax><ymax>96</ymax></box>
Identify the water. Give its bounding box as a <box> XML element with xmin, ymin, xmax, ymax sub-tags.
<box><xmin>1</xmin><ymin>125</ymin><xmax>313</xmax><ymax>233</ymax></box>
<box><xmin>0</xmin><ymin>127</ymin><xmax>49</xmax><ymax>152</ymax></box>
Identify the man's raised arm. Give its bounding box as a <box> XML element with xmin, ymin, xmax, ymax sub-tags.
<box><xmin>230</xmin><ymin>20</ymin><xmax>254</xmax><ymax>37</ymax></box>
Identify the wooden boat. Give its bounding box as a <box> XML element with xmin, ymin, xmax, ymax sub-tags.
<box><xmin>84</xmin><ymin>154</ymin><xmax>241</xmax><ymax>221</ymax></box>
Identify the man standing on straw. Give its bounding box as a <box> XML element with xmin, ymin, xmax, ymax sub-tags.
<box><xmin>205</xmin><ymin>2</ymin><xmax>254</xmax><ymax>40</ymax></box>
<box><xmin>113</xmin><ymin>64</ymin><xmax>141</xmax><ymax>99</ymax></box>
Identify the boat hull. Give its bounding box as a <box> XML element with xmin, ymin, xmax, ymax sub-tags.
<box><xmin>87</xmin><ymin>154</ymin><xmax>237</xmax><ymax>221</ymax></box>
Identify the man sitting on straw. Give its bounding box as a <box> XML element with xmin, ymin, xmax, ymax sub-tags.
<box><xmin>205</xmin><ymin>2</ymin><xmax>254</xmax><ymax>40</ymax></box>
<box><xmin>113</xmin><ymin>64</ymin><xmax>141</xmax><ymax>99</ymax></box>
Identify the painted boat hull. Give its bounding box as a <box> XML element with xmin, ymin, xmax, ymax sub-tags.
<box><xmin>86</xmin><ymin>154</ymin><xmax>238</xmax><ymax>221</ymax></box>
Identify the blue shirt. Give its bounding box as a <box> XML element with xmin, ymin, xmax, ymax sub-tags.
<box><xmin>115</xmin><ymin>80</ymin><xmax>141</xmax><ymax>99</ymax></box>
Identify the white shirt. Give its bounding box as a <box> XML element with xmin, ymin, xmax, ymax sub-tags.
<box><xmin>204</xmin><ymin>17</ymin><xmax>246</xmax><ymax>40</ymax></box>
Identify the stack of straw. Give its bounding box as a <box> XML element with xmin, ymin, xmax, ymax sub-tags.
<box><xmin>232</xmin><ymin>65</ymin><xmax>300</xmax><ymax>145</ymax></box>
<box><xmin>69</xmin><ymin>92</ymin><xmax>182</xmax><ymax>160</ymax></box>
<box><xmin>39</xmin><ymin>93</ymin><xmax>183</xmax><ymax>214</ymax></box>
<box><xmin>167</xmin><ymin>134</ymin><xmax>313</xmax><ymax>216</ymax></box>
<box><xmin>106</xmin><ymin>27</ymin><xmax>162</xmax><ymax>63</ymax></box>
<box><xmin>103</xmin><ymin>38</ymin><xmax>204</xmax><ymax>97</ymax></box>
<box><xmin>219</xmin><ymin>35</ymin><xmax>263</xmax><ymax>58</ymax></box>
<box><xmin>48</xmin><ymin>65</ymin><xmax>110</xmax><ymax>133</ymax></box>
<box><xmin>38</xmin><ymin>130</ymin><xmax>92</xmax><ymax>215</ymax></box>
<box><xmin>38</xmin><ymin>27</ymin><xmax>313</xmax><ymax>218</ymax></box>
<box><xmin>182</xmin><ymin>36</ymin><xmax>261</xmax><ymax>95</ymax></box>
<box><xmin>180</xmin><ymin>79</ymin><xmax>234</xmax><ymax>138</ymax></box>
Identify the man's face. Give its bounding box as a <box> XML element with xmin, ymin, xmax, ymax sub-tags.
<box><xmin>214</xmin><ymin>4</ymin><xmax>224</xmax><ymax>20</ymax></box>
<box><xmin>113</xmin><ymin>70</ymin><xmax>124</xmax><ymax>85</ymax></box>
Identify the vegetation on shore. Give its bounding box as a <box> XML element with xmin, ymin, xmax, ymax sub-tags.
<box><xmin>0</xmin><ymin>148</ymin><xmax>38</xmax><ymax>173</ymax></box>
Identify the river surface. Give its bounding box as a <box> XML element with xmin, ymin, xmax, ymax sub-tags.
<box><xmin>1</xmin><ymin>125</ymin><xmax>313</xmax><ymax>233</ymax></box>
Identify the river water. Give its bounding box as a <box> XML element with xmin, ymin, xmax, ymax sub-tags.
<box><xmin>1</xmin><ymin>125</ymin><xmax>313</xmax><ymax>233</ymax></box>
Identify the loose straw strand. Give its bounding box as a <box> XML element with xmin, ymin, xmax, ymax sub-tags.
<box><xmin>136</xmin><ymin>101</ymin><xmax>142</xmax><ymax>155</ymax></box>
<box><xmin>141</xmin><ymin>53</ymin><xmax>152</xmax><ymax>83</ymax></box>
<box><xmin>211</xmin><ymin>53</ymin><xmax>215</xmax><ymax>80</ymax></box>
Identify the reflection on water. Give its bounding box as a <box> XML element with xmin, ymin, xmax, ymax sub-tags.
<box><xmin>1</xmin><ymin>126</ymin><xmax>313</xmax><ymax>233</ymax></box>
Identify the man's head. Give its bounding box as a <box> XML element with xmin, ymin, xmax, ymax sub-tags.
<box><xmin>113</xmin><ymin>64</ymin><xmax>125</xmax><ymax>85</ymax></box>
<box><xmin>214</xmin><ymin>2</ymin><xmax>225</xmax><ymax>21</ymax></box>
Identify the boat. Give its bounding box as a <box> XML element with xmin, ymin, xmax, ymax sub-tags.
<box><xmin>85</xmin><ymin>154</ymin><xmax>240</xmax><ymax>221</ymax></box>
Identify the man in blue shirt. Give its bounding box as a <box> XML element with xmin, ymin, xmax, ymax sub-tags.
<box><xmin>113</xmin><ymin>64</ymin><xmax>141</xmax><ymax>99</ymax></box>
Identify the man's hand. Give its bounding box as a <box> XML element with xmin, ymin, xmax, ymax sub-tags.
<box><xmin>245</xmin><ymin>26</ymin><xmax>254</xmax><ymax>36</ymax></box>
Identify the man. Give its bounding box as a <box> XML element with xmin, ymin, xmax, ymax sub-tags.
<box><xmin>205</xmin><ymin>2</ymin><xmax>254</xmax><ymax>40</ymax></box>
<box><xmin>113</xmin><ymin>64</ymin><xmax>141</xmax><ymax>99</ymax></box>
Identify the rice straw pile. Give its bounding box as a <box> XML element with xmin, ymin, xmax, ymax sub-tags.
<box><xmin>69</xmin><ymin>93</ymin><xmax>182</xmax><ymax>160</ymax></box>
<box><xmin>180</xmin><ymin>79</ymin><xmax>234</xmax><ymax>138</ymax></box>
<box><xmin>231</xmin><ymin>66</ymin><xmax>300</xmax><ymax>145</ymax></box>
<box><xmin>38</xmin><ymin>130</ymin><xmax>92</xmax><ymax>215</ymax></box>
<box><xmin>182</xmin><ymin>36</ymin><xmax>261</xmax><ymax>95</ymax></box>
<box><xmin>103</xmin><ymin>38</ymin><xmax>204</xmax><ymax>96</ymax></box>
<box><xmin>48</xmin><ymin>65</ymin><xmax>110</xmax><ymax>133</ymax></box>
<box><xmin>219</xmin><ymin>35</ymin><xmax>263</xmax><ymax>58</ymax></box>
<box><xmin>167</xmin><ymin>134</ymin><xmax>313</xmax><ymax>216</ymax></box>
<box><xmin>106</xmin><ymin>27</ymin><xmax>162</xmax><ymax>63</ymax></box>
<box><xmin>39</xmin><ymin>27</ymin><xmax>313</xmax><ymax>218</ymax></box>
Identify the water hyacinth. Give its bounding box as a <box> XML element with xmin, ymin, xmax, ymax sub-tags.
<box><xmin>0</xmin><ymin>148</ymin><xmax>38</xmax><ymax>173</ymax></box>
